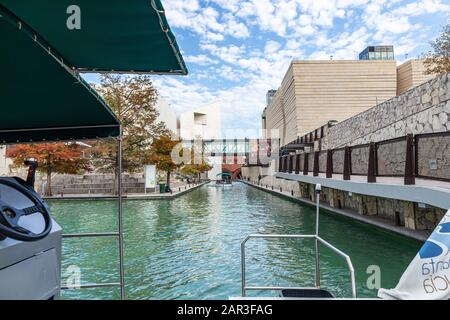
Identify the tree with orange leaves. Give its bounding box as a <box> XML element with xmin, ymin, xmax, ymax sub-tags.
<box><xmin>149</xmin><ymin>135</ymin><xmax>181</xmax><ymax>189</ymax></box>
<box><xmin>6</xmin><ymin>143</ymin><xmax>90</xmax><ymax>196</ymax></box>
<box><xmin>424</xmin><ymin>24</ymin><xmax>450</xmax><ymax>75</ymax></box>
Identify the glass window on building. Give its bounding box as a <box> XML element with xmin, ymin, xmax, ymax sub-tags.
<box><xmin>359</xmin><ymin>45</ymin><xmax>394</xmax><ymax>60</ymax></box>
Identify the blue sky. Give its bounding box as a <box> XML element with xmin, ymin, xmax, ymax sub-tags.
<box><xmin>83</xmin><ymin>0</ymin><xmax>450</xmax><ymax>131</ymax></box>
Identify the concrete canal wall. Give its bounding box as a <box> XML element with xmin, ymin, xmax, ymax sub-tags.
<box><xmin>245</xmin><ymin>175</ymin><xmax>446</xmax><ymax>232</ymax></box>
<box><xmin>33</xmin><ymin>173</ymin><xmax>192</xmax><ymax>196</ymax></box>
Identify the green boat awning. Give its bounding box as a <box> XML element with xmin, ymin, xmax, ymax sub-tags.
<box><xmin>0</xmin><ymin>17</ymin><xmax>120</xmax><ymax>144</ymax></box>
<box><xmin>217</xmin><ymin>173</ymin><xmax>232</xmax><ymax>177</ymax></box>
<box><xmin>0</xmin><ymin>0</ymin><xmax>187</xmax><ymax>74</ymax></box>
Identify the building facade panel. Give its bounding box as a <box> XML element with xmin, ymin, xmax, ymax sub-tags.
<box><xmin>264</xmin><ymin>60</ymin><xmax>397</xmax><ymax>146</ymax></box>
<box><xmin>397</xmin><ymin>59</ymin><xmax>435</xmax><ymax>96</ymax></box>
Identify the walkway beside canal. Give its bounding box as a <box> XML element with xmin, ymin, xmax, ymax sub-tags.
<box><xmin>241</xmin><ymin>180</ymin><xmax>430</xmax><ymax>242</ymax></box>
<box><xmin>43</xmin><ymin>182</ymin><xmax>208</xmax><ymax>201</ymax></box>
<box><xmin>276</xmin><ymin>172</ymin><xmax>450</xmax><ymax>210</ymax></box>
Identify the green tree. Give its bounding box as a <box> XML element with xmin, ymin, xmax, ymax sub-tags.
<box><xmin>89</xmin><ymin>75</ymin><xmax>170</xmax><ymax>176</ymax></box>
<box><xmin>424</xmin><ymin>24</ymin><xmax>450</xmax><ymax>75</ymax></box>
<box><xmin>180</xmin><ymin>145</ymin><xmax>212</xmax><ymax>182</ymax></box>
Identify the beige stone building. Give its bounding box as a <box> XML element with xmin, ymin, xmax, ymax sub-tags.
<box><xmin>263</xmin><ymin>58</ymin><xmax>437</xmax><ymax>146</ymax></box>
<box><xmin>397</xmin><ymin>59</ymin><xmax>435</xmax><ymax>95</ymax></box>
<box><xmin>264</xmin><ymin>60</ymin><xmax>398</xmax><ymax>146</ymax></box>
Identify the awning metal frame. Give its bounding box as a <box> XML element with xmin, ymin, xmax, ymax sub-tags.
<box><xmin>0</xmin><ymin>125</ymin><xmax>120</xmax><ymax>145</ymax></box>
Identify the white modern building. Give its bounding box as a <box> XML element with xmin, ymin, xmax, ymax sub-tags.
<box><xmin>155</xmin><ymin>96</ymin><xmax>178</xmax><ymax>136</ymax></box>
<box><xmin>178</xmin><ymin>102</ymin><xmax>222</xmax><ymax>180</ymax></box>
<box><xmin>178</xmin><ymin>102</ymin><xmax>221</xmax><ymax>140</ymax></box>
<box><xmin>0</xmin><ymin>146</ymin><xmax>11</xmax><ymax>175</ymax></box>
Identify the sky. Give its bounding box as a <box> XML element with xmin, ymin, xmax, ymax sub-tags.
<box><xmin>83</xmin><ymin>0</ymin><xmax>450</xmax><ymax>132</ymax></box>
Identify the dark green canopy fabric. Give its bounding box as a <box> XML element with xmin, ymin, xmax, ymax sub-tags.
<box><xmin>217</xmin><ymin>173</ymin><xmax>232</xmax><ymax>177</ymax></box>
<box><xmin>0</xmin><ymin>0</ymin><xmax>187</xmax><ymax>74</ymax></box>
<box><xmin>0</xmin><ymin>17</ymin><xmax>120</xmax><ymax>143</ymax></box>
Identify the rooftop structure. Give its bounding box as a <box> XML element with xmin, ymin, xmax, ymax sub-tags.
<box><xmin>178</xmin><ymin>103</ymin><xmax>222</xmax><ymax>179</ymax></box>
<box><xmin>155</xmin><ymin>96</ymin><xmax>177</xmax><ymax>136</ymax></box>
<box><xmin>359</xmin><ymin>46</ymin><xmax>394</xmax><ymax>61</ymax></box>
<box><xmin>266</xmin><ymin>90</ymin><xmax>277</xmax><ymax>106</ymax></box>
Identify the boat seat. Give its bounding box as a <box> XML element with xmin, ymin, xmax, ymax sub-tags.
<box><xmin>280</xmin><ymin>289</ymin><xmax>334</xmax><ymax>298</ymax></box>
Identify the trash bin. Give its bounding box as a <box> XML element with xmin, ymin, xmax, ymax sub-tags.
<box><xmin>159</xmin><ymin>183</ymin><xmax>166</xmax><ymax>193</ymax></box>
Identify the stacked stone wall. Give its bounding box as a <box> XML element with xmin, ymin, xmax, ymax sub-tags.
<box><xmin>322</xmin><ymin>74</ymin><xmax>450</xmax><ymax>150</ymax></box>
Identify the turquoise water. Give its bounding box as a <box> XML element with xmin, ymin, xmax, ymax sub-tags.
<box><xmin>49</xmin><ymin>182</ymin><xmax>421</xmax><ymax>300</ymax></box>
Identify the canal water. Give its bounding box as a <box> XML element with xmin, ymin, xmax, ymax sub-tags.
<box><xmin>50</xmin><ymin>182</ymin><xmax>421</xmax><ymax>300</ymax></box>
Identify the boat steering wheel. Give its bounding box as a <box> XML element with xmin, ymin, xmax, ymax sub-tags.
<box><xmin>0</xmin><ymin>178</ymin><xmax>52</xmax><ymax>242</ymax></box>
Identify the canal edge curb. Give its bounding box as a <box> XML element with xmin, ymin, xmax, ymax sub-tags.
<box><xmin>43</xmin><ymin>182</ymin><xmax>209</xmax><ymax>201</ymax></box>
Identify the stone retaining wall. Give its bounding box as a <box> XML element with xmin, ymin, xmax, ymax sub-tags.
<box><xmin>322</xmin><ymin>73</ymin><xmax>450</xmax><ymax>149</ymax></box>
<box><xmin>34</xmin><ymin>173</ymin><xmax>188</xmax><ymax>195</ymax></box>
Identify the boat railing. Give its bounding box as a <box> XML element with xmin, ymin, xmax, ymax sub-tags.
<box><xmin>60</xmin><ymin>136</ymin><xmax>125</xmax><ymax>299</ymax></box>
<box><xmin>240</xmin><ymin>233</ymin><xmax>357</xmax><ymax>299</ymax></box>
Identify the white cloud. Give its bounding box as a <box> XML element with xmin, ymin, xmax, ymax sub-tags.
<box><xmin>163</xmin><ymin>0</ymin><xmax>250</xmax><ymax>41</ymax></box>
<box><xmin>157</xmin><ymin>0</ymin><xmax>449</xmax><ymax>132</ymax></box>
<box><xmin>185</xmin><ymin>54</ymin><xmax>218</xmax><ymax>66</ymax></box>
<box><xmin>200</xmin><ymin>43</ymin><xmax>246</xmax><ymax>64</ymax></box>
<box><xmin>205</xmin><ymin>32</ymin><xmax>225</xmax><ymax>42</ymax></box>
<box><xmin>392</xmin><ymin>0</ymin><xmax>450</xmax><ymax>16</ymax></box>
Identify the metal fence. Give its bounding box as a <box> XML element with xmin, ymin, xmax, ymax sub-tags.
<box><xmin>415</xmin><ymin>131</ymin><xmax>450</xmax><ymax>182</ymax></box>
<box><xmin>350</xmin><ymin>144</ymin><xmax>370</xmax><ymax>176</ymax></box>
<box><xmin>376</xmin><ymin>136</ymin><xmax>407</xmax><ymax>177</ymax></box>
<box><xmin>278</xmin><ymin>131</ymin><xmax>450</xmax><ymax>185</ymax></box>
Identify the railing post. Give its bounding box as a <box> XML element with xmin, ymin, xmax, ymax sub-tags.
<box><xmin>343</xmin><ymin>146</ymin><xmax>351</xmax><ymax>180</ymax></box>
<box><xmin>288</xmin><ymin>155</ymin><xmax>293</xmax><ymax>173</ymax></box>
<box><xmin>256</xmin><ymin>138</ymin><xmax>260</xmax><ymax>166</ymax></box>
<box><xmin>326</xmin><ymin>149</ymin><xmax>333</xmax><ymax>178</ymax></box>
<box><xmin>313</xmin><ymin>151</ymin><xmax>319</xmax><ymax>177</ymax></box>
<box><xmin>303</xmin><ymin>153</ymin><xmax>309</xmax><ymax>175</ymax></box>
<box><xmin>368</xmin><ymin>142</ymin><xmax>377</xmax><ymax>183</ymax></box>
<box><xmin>295</xmin><ymin>154</ymin><xmax>300</xmax><ymax>174</ymax></box>
<box><xmin>404</xmin><ymin>134</ymin><xmax>416</xmax><ymax>185</ymax></box>
<box><xmin>414</xmin><ymin>135</ymin><xmax>419</xmax><ymax>178</ymax></box>
<box><xmin>234</xmin><ymin>138</ymin><xmax>238</xmax><ymax>165</ymax></box>
<box><xmin>117</xmin><ymin>129</ymin><xmax>125</xmax><ymax>300</ymax></box>
<box><xmin>241</xmin><ymin>241</ymin><xmax>246</xmax><ymax>297</ymax></box>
